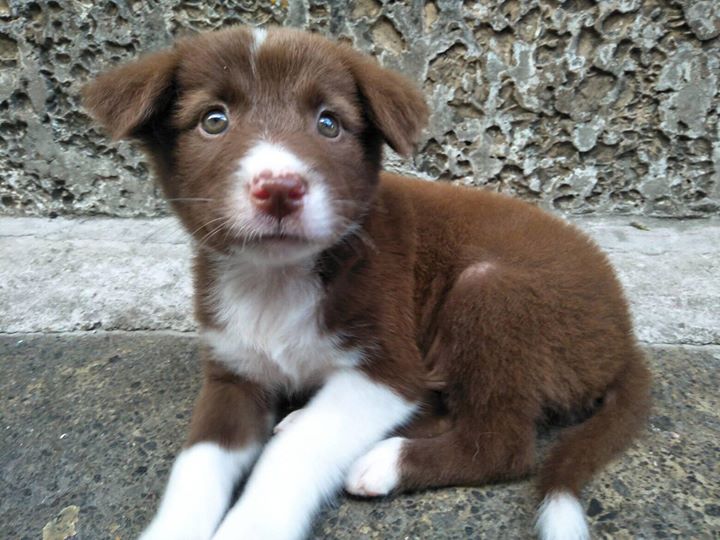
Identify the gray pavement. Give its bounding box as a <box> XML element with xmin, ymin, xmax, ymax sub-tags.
<box><xmin>1</xmin><ymin>215</ymin><xmax>719</xmax><ymax>539</ymax></box>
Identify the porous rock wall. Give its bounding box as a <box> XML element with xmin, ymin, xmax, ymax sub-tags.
<box><xmin>0</xmin><ymin>0</ymin><xmax>718</xmax><ymax>217</ymax></box>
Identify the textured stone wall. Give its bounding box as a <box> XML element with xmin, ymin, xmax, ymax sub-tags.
<box><xmin>0</xmin><ymin>0</ymin><xmax>718</xmax><ymax>217</ymax></box>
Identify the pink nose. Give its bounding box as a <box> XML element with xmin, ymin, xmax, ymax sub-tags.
<box><xmin>250</xmin><ymin>172</ymin><xmax>306</xmax><ymax>219</ymax></box>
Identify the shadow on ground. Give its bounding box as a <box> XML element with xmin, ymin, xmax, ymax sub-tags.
<box><xmin>1</xmin><ymin>334</ymin><xmax>718</xmax><ymax>539</ymax></box>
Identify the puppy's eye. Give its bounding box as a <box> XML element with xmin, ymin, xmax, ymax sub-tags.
<box><xmin>317</xmin><ymin>112</ymin><xmax>340</xmax><ymax>138</ymax></box>
<box><xmin>200</xmin><ymin>109</ymin><xmax>229</xmax><ymax>135</ymax></box>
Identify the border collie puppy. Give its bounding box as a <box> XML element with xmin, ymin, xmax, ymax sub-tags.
<box><xmin>84</xmin><ymin>25</ymin><xmax>651</xmax><ymax>540</ymax></box>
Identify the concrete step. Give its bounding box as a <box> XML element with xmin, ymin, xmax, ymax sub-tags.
<box><xmin>2</xmin><ymin>215</ymin><xmax>719</xmax><ymax>345</ymax></box>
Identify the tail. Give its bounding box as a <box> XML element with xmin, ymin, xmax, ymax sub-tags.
<box><xmin>535</xmin><ymin>351</ymin><xmax>652</xmax><ymax>540</ymax></box>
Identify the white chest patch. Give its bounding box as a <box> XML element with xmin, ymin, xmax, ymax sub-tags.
<box><xmin>201</xmin><ymin>256</ymin><xmax>360</xmax><ymax>390</ymax></box>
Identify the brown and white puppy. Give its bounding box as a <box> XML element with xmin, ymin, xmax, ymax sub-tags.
<box><xmin>84</xmin><ymin>26</ymin><xmax>651</xmax><ymax>540</ymax></box>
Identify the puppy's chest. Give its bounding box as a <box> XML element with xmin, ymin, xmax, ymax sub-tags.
<box><xmin>201</xmin><ymin>264</ymin><xmax>359</xmax><ymax>389</ymax></box>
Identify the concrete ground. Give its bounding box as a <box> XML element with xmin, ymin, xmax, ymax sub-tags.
<box><xmin>1</xmin><ymin>215</ymin><xmax>719</xmax><ymax>539</ymax></box>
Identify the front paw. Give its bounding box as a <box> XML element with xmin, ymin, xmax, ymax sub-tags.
<box><xmin>345</xmin><ymin>437</ymin><xmax>405</xmax><ymax>497</ymax></box>
<box><xmin>273</xmin><ymin>408</ymin><xmax>305</xmax><ymax>434</ymax></box>
<box><xmin>212</xmin><ymin>513</ymin><xmax>289</xmax><ymax>540</ymax></box>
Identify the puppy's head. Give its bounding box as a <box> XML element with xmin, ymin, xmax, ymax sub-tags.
<box><xmin>83</xmin><ymin>26</ymin><xmax>428</xmax><ymax>264</ymax></box>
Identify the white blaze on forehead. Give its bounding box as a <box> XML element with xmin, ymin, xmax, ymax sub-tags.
<box><xmin>231</xmin><ymin>141</ymin><xmax>336</xmax><ymax>240</ymax></box>
<box><xmin>252</xmin><ymin>27</ymin><xmax>267</xmax><ymax>52</ymax></box>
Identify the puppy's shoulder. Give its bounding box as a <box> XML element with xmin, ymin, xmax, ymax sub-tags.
<box><xmin>376</xmin><ymin>171</ymin><xmax>513</xmax><ymax>220</ymax></box>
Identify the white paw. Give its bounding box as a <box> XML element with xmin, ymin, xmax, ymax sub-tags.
<box><xmin>138</xmin><ymin>443</ymin><xmax>260</xmax><ymax>540</ymax></box>
<box><xmin>212</xmin><ymin>508</ymin><xmax>285</xmax><ymax>540</ymax></box>
<box><xmin>345</xmin><ymin>437</ymin><xmax>405</xmax><ymax>497</ymax></box>
<box><xmin>273</xmin><ymin>408</ymin><xmax>304</xmax><ymax>434</ymax></box>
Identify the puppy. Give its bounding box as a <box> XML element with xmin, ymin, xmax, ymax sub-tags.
<box><xmin>84</xmin><ymin>26</ymin><xmax>651</xmax><ymax>540</ymax></box>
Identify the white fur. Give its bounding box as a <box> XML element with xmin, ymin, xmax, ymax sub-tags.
<box><xmin>345</xmin><ymin>436</ymin><xmax>405</xmax><ymax>496</ymax></box>
<box><xmin>202</xmin><ymin>254</ymin><xmax>360</xmax><ymax>390</ymax></box>
<box><xmin>535</xmin><ymin>492</ymin><xmax>590</xmax><ymax>540</ymax></box>
<box><xmin>302</xmin><ymin>181</ymin><xmax>336</xmax><ymax>239</ymax></box>
<box><xmin>273</xmin><ymin>408</ymin><xmax>303</xmax><ymax>434</ymax></box>
<box><xmin>239</xmin><ymin>141</ymin><xmax>307</xmax><ymax>180</ymax></box>
<box><xmin>252</xmin><ymin>27</ymin><xmax>267</xmax><ymax>50</ymax></box>
<box><xmin>211</xmin><ymin>370</ymin><xmax>416</xmax><ymax>540</ymax></box>
<box><xmin>140</xmin><ymin>442</ymin><xmax>259</xmax><ymax>540</ymax></box>
<box><xmin>227</xmin><ymin>141</ymin><xmax>336</xmax><ymax>243</ymax></box>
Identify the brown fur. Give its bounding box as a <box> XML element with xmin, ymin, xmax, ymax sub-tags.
<box><xmin>318</xmin><ymin>173</ymin><xmax>651</xmax><ymax>493</ymax></box>
<box><xmin>84</xmin><ymin>24</ymin><xmax>651</xmax><ymax>529</ymax></box>
<box><xmin>186</xmin><ymin>360</ymin><xmax>273</xmax><ymax>448</ymax></box>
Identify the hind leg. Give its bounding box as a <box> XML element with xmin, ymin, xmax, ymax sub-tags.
<box><xmin>348</xmin><ymin>263</ymin><xmax>542</xmax><ymax>495</ymax></box>
<box><xmin>346</xmin><ymin>400</ymin><xmax>537</xmax><ymax>495</ymax></box>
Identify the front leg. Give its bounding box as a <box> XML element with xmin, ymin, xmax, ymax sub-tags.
<box><xmin>141</xmin><ymin>360</ymin><xmax>273</xmax><ymax>540</ymax></box>
<box><xmin>212</xmin><ymin>369</ymin><xmax>417</xmax><ymax>540</ymax></box>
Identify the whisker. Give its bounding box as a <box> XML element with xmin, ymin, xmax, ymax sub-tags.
<box><xmin>188</xmin><ymin>216</ymin><xmax>227</xmax><ymax>240</ymax></box>
<box><xmin>166</xmin><ymin>198</ymin><xmax>216</xmax><ymax>202</ymax></box>
<box><xmin>336</xmin><ymin>218</ymin><xmax>376</xmax><ymax>253</ymax></box>
<box><xmin>140</xmin><ymin>219</ymin><xmax>186</xmax><ymax>245</ymax></box>
<box><xmin>332</xmin><ymin>198</ymin><xmax>361</xmax><ymax>205</ymax></box>
<box><xmin>196</xmin><ymin>219</ymin><xmax>230</xmax><ymax>250</ymax></box>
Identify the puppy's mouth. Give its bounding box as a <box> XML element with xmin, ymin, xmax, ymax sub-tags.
<box><xmin>224</xmin><ymin>225</ymin><xmax>329</xmax><ymax>264</ymax></box>
<box><xmin>229</xmin><ymin>227</ymin><xmax>322</xmax><ymax>248</ymax></box>
<box><xmin>253</xmin><ymin>233</ymin><xmax>311</xmax><ymax>244</ymax></box>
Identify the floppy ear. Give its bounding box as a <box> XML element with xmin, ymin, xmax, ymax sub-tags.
<box><xmin>82</xmin><ymin>50</ymin><xmax>178</xmax><ymax>141</ymax></box>
<box><xmin>342</xmin><ymin>49</ymin><xmax>429</xmax><ymax>156</ymax></box>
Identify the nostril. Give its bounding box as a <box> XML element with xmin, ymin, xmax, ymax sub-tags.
<box><xmin>287</xmin><ymin>184</ymin><xmax>306</xmax><ymax>201</ymax></box>
<box><xmin>250</xmin><ymin>185</ymin><xmax>272</xmax><ymax>201</ymax></box>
